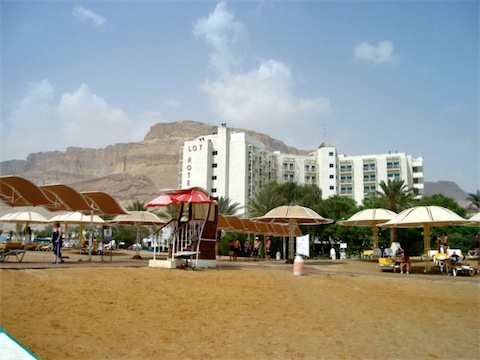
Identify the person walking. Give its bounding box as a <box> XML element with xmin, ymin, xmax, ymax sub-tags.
<box><xmin>244</xmin><ymin>239</ymin><xmax>252</xmax><ymax>261</ymax></box>
<box><xmin>232</xmin><ymin>237</ymin><xmax>241</xmax><ymax>261</ymax></box>
<box><xmin>253</xmin><ymin>237</ymin><xmax>261</xmax><ymax>261</ymax></box>
<box><xmin>265</xmin><ymin>236</ymin><xmax>272</xmax><ymax>262</ymax></box>
<box><xmin>52</xmin><ymin>221</ymin><xmax>64</xmax><ymax>264</ymax></box>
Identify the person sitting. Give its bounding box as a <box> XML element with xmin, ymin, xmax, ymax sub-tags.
<box><xmin>449</xmin><ymin>251</ymin><xmax>465</xmax><ymax>266</ymax></box>
<box><xmin>400</xmin><ymin>254</ymin><xmax>410</xmax><ymax>274</ymax></box>
<box><xmin>395</xmin><ymin>247</ymin><xmax>410</xmax><ymax>274</ymax></box>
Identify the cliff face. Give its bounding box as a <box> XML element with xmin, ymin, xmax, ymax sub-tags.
<box><xmin>0</xmin><ymin>120</ymin><xmax>312</xmax><ymax>205</ymax></box>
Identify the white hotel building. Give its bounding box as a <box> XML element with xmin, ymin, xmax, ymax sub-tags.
<box><xmin>179</xmin><ymin>125</ymin><xmax>424</xmax><ymax>214</ymax></box>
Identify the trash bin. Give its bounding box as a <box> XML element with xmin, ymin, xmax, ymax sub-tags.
<box><xmin>293</xmin><ymin>255</ymin><xmax>304</xmax><ymax>276</ymax></box>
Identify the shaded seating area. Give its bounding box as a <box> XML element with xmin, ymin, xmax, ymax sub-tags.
<box><xmin>0</xmin><ymin>242</ymin><xmax>26</xmax><ymax>262</ymax></box>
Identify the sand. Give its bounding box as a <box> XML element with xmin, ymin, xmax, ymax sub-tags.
<box><xmin>1</xmin><ymin>251</ymin><xmax>479</xmax><ymax>360</ymax></box>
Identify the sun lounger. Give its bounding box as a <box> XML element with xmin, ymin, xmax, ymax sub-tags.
<box><xmin>444</xmin><ymin>259</ymin><xmax>475</xmax><ymax>277</ymax></box>
<box><xmin>80</xmin><ymin>242</ymin><xmax>100</xmax><ymax>255</ymax></box>
<box><xmin>467</xmin><ymin>249</ymin><xmax>479</xmax><ymax>259</ymax></box>
<box><xmin>383</xmin><ymin>248</ymin><xmax>393</xmax><ymax>258</ymax></box>
<box><xmin>378</xmin><ymin>257</ymin><xmax>400</xmax><ymax>272</ymax></box>
<box><xmin>361</xmin><ymin>250</ymin><xmax>373</xmax><ymax>259</ymax></box>
<box><xmin>362</xmin><ymin>249</ymin><xmax>381</xmax><ymax>260</ymax></box>
<box><xmin>23</xmin><ymin>242</ymin><xmax>39</xmax><ymax>251</ymax></box>
<box><xmin>0</xmin><ymin>242</ymin><xmax>26</xmax><ymax>262</ymax></box>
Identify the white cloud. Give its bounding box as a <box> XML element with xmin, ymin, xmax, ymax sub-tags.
<box><xmin>2</xmin><ymin>81</ymin><xmax>154</xmax><ymax>161</ymax></box>
<box><xmin>194</xmin><ymin>2</ymin><xmax>330</xmax><ymax>132</ymax></box>
<box><xmin>72</xmin><ymin>6</ymin><xmax>106</xmax><ymax>27</ymax></box>
<box><xmin>193</xmin><ymin>1</ymin><xmax>245</xmax><ymax>77</ymax></box>
<box><xmin>354</xmin><ymin>40</ymin><xmax>399</xmax><ymax>64</ymax></box>
<box><xmin>163</xmin><ymin>98</ymin><xmax>181</xmax><ymax>107</ymax></box>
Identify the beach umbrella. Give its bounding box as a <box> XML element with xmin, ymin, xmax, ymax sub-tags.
<box><xmin>337</xmin><ymin>208</ymin><xmax>397</xmax><ymax>251</ymax></box>
<box><xmin>50</xmin><ymin>211</ymin><xmax>105</xmax><ymax>243</ymax></box>
<box><xmin>110</xmin><ymin>211</ymin><xmax>166</xmax><ymax>259</ymax></box>
<box><xmin>252</xmin><ymin>205</ymin><xmax>333</xmax><ymax>259</ymax></box>
<box><xmin>0</xmin><ymin>211</ymin><xmax>50</xmax><ymax>241</ymax></box>
<box><xmin>467</xmin><ymin>212</ymin><xmax>480</xmax><ymax>226</ymax></box>
<box><xmin>378</xmin><ymin>206</ymin><xmax>470</xmax><ymax>272</ymax></box>
<box><xmin>147</xmin><ymin>188</ymin><xmax>214</xmax><ymax>207</ymax></box>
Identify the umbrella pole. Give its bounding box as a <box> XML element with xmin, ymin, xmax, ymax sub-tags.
<box><xmin>88</xmin><ymin>210</ymin><xmax>94</xmax><ymax>261</ymax></box>
<box><xmin>372</xmin><ymin>225</ymin><xmax>379</xmax><ymax>252</ymax></box>
<box><xmin>424</xmin><ymin>225</ymin><xmax>431</xmax><ymax>273</ymax></box>
<box><xmin>133</xmin><ymin>225</ymin><xmax>142</xmax><ymax>259</ymax></box>
<box><xmin>288</xmin><ymin>219</ymin><xmax>295</xmax><ymax>259</ymax></box>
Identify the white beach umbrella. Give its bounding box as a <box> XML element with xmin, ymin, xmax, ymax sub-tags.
<box><xmin>252</xmin><ymin>205</ymin><xmax>333</xmax><ymax>259</ymax></box>
<box><xmin>467</xmin><ymin>212</ymin><xmax>480</xmax><ymax>226</ymax></box>
<box><xmin>337</xmin><ymin>208</ymin><xmax>397</xmax><ymax>250</ymax></box>
<box><xmin>378</xmin><ymin>206</ymin><xmax>470</xmax><ymax>272</ymax></box>
<box><xmin>110</xmin><ymin>211</ymin><xmax>165</xmax><ymax>259</ymax></box>
<box><xmin>0</xmin><ymin>211</ymin><xmax>50</xmax><ymax>241</ymax></box>
<box><xmin>50</xmin><ymin>211</ymin><xmax>105</xmax><ymax>242</ymax></box>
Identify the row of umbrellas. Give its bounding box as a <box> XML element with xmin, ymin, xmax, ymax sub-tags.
<box><xmin>0</xmin><ymin>210</ymin><xmax>165</xmax><ymax>241</ymax></box>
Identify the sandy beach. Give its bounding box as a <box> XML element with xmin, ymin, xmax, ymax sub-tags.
<box><xmin>1</xmin><ymin>250</ymin><xmax>479</xmax><ymax>360</ymax></box>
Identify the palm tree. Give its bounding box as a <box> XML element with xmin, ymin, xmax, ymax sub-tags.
<box><xmin>466</xmin><ymin>190</ymin><xmax>480</xmax><ymax>210</ymax></box>
<box><xmin>217</xmin><ymin>196</ymin><xmax>242</xmax><ymax>215</ymax></box>
<box><xmin>376</xmin><ymin>179</ymin><xmax>413</xmax><ymax>213</ymax></box>
<box><xmin>376</xmin><ymin>179</ymin><xmax>414</xmax><ymax>242</ymax></box>
<box><xmin>126</xmin><ymin>199</ymin><xmax>147</xmax><ymax>211</ymax></box>
<box><xmin>155</xmin><ymin>204</ymin><xmax>179</xmax><ymax>222</ymax></box>
<box><xmin>246</xmin><ymin>185</ymin><xmax>286</xmax><ymax>218</ymax></box>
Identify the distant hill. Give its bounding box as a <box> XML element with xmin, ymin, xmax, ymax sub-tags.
<box><xmin>0</xmin><ymin>120</ymin><xmax>309</xmax><ymax>205</ymax></box>
<box><xmin>424</xmin><ymin>181</ymin><xmax>470</xmax><ymax>208</ymax></box>
<box><xmin>0</xmin><ymin>120</ymin><xmax>472</xmax><ymax>210</ymax></box>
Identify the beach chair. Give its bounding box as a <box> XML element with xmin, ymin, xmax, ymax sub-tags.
<box><xmin>23</xmin><ymin>242</ymin><xmax>39</xmax><ymax>251</ymax></box>
<box><xmin>383</xmin><ymin>248</ymin><xmax>393</xmax><ymax>258</ymax></box>
<box><xmin>361</xmin><ymin>250</ymin><xmax>373</xmax><ymax>259</ymax></box>
<box><xmin>467</xmin><ymin>249</ymin><xmax>479</xmax><ymax>259</ymax></box>
<box><xmin>378</xmin><ymin>257</ymin><xmax>400</xmax><ymax>272</ymax></box>
<box><xmin>433</xmin><ymin>252</ymin><xmax>449</xmax><ymax>272</ymax></box>
<box><xmin>80</xmin><ymin>242</ymin><xmax>99</xmax><ymax>255</ymax></box>
<box><xmin>444</xmin><ymin>259</ymin><xmax>475</xmax><ymax>277</ymax></box>
<box><xmin>0</xmin><ymin>242</ymin><xmax>26</xmax><ymax>262</ymax></box>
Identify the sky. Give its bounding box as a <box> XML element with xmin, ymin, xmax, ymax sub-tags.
<box><xmin>1</xmin><ymin>1</ymin><xmax>478</xmax><ymax>193</ymax></box>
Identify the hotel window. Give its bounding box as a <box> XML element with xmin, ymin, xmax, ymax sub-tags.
<box><xmin>329</xmin><ymin>185</ymin><xmax>335</xmax><ymax>190</ymax></box>
<box><xmin>329</xmin><ymin>174</ymin><xmax>334</xmax><ymax>179</ymax></box>
<box><xmin>212</xmin><ymin>163</ymin><xmax>218</xmax><ymax>168</ymax></box>
<box><xmin>329</xmin><ymin>163</ymin><xmax>334</xmax><ymax>168</ymax></box>
<box><xmin>211</xmin><ymin>188</ymin><xmax>217</xmax><ymax>193</ymax></box>
<box><xmin>212</xmin><ymin>150</ymin><xmax>218</xmax><ymax>155</ymax></box>
<box><xmin>212</xmin><ymin>175</ymin><xmax>217</xmax><ymax>180</ymax></box>
<box><xmin>329</xmin><ymin>152</ymin><xmax>334</xmax><ymax>156</ymax></box>
<box><xmin>387</xmin><ymin>160</ymin><xmax>400</xmax><ymax>169</ymax></box>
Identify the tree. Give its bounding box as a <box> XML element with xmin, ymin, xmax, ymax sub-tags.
<box><xmin>413</xmin><ymin>194</ymin><xmax>466</xmax><ymax>217</ymax></box>
<box><xmin>246</xmin><ymin>183</ymin><xmax>286</xmax><ymax>217</ymax></box>
<box><xmin>217</xmin><ymin>196</ymin><xmax>242</xmax><ymax>215</ymax></box>
<box><xmin>126</xmin><ymin>199</ymin><xmax>147</xmax><ymax>211</ymax></box>
<box><xmin>466</xmin><ymin>190</ymin><xmax>480</xmax><ymax>210</ymax></box>
<box><xmin>376</xmin><ymin>179</ymin><xmax>414</xmax><ymax>213</ymax></box>
<box><xmin>376</xmin><ymin>179</ymin><xmax>414</xmax><ymax>242</ymax></box>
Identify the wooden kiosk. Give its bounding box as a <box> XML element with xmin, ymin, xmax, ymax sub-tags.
<box><xmin>147</xmin><ymin>188</ymin><xmax>218</xmax><ymax>269</ymax></box>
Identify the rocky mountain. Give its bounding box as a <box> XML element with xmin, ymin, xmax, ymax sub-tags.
<box><xmin>0</xmin><ymin>120</ymin><xmax>310</xmax><ymax>205</ymax></box>
<box><xmin>0</xmin><ymin>120</ymin><xmax>472</xmax><ymax>209</ymax></box>
<box><xmin>424</xmin><ymin>181</ymin><xmax>470</xmax><ymax>208</ymax></box>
